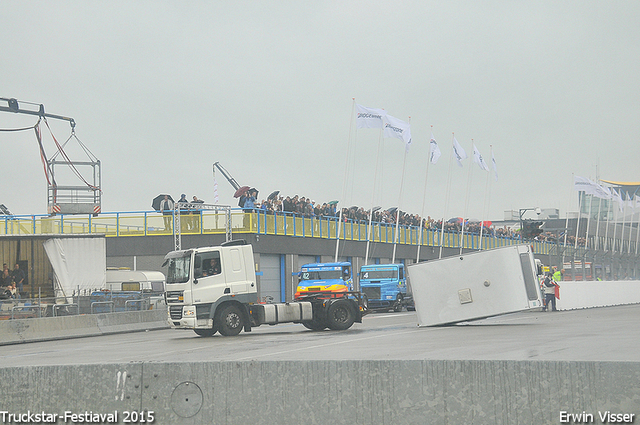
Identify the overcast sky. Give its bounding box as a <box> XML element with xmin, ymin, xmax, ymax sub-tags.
<box><xmin>1</xmin><ymin>1</ymin><xmax>638</xmax><ymax>222</ymax></box>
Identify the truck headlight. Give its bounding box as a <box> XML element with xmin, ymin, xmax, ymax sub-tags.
<box><xmin>183</xmin><ymin>306</ymin><xmax>196</xmax><ymax>317</ymax></box>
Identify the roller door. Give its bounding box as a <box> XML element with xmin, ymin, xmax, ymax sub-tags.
<box><xmin>259</xmin><ymin>254</ymin><xmax>282</xmax><ymax>302</ymax></box>
<box><xmin>297</xmin><ymin>255</ymin><xmax>318</xmax><ymax>270</ymax></box>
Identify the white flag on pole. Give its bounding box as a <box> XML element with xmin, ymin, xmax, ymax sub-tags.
<box><xmin>491</xmin><ymin>148</ymin><xmax>498</xmax><ymax>181</ymax></box>
<box><xmin>429</xmin><ymin>135</ymin><xmax>441</xmax><ymax>164</ymax></box>
<box><xmin>356</xmin><ymin>104</ymin><xmax>386</xmax><ymax>129</ymax></box>
<box><xmin>473</xmin><ymin>144</ymin><xmax>489</xmax><ymax>171</ymax></box>
<box><xmin>574</xmin><ymin>176</ymin><xmax>613</xmax><ymax>199</ymax></box>
<box><xmin>383</xmin><ymin>114</ymin><xmax>412</xmax><ymax>151</ymax></box>
<box><xmin>613</xmin><ymin>188</ymin><xmax>625</xmax><ymax>212</ymax></box>
<box><xmin>452</xmin><ymin>137</ymin><xmax>467</xmax><ymax>167</ymax></box>
<box><xmin>627</xmin><ymin>193</ymin><xmax>635</xmax><ymax>210</ymax></box>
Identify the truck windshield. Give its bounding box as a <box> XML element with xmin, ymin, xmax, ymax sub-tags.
<box><xmin>360</xmin><ymin>270</ymin><xmax>397</xmax><ymax>280</ymax></box>
<box><xmin>166</xmin><ymin>256</ymin><xmax>191</xmax><ymax>284</ymax></box>
<box><xmin>300</xmin><ymin>270</ymin><xmax>343</xmax><ymax>281</ymax></box>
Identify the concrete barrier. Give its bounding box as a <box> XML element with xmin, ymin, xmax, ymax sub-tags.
<box><xmin>0</xmin><ymin>360</ymin><xmax>638</xmax><ymax>424</ymax></box>
<box><xmin>556</xmin><ymin>279</ymin><xmax>640</xmax><ymax>310</ymax></box>
<box><xmin>0</xmin><ymin>308</ymin><xmax>168</xmax><ymax>345</ymax></box>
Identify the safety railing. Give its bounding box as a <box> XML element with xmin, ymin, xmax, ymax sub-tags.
<box><xmin>0</xmin><ymin>293</ymin><xmax>164</xmax><ymax>320</ymax></box>
<box><xmin>90</xmin><ymin>301</ymin><xmax>114</xmax><ymax>314</ymax></box>
<box><xmin>0</xmin><ymin>209</ymin><xmax>617</xmax><ymax>256</ymax></box>
<box><xmin>53</xmin><ymin>303</ymin><xmax>79</xmax><ymax>317</ymax></box>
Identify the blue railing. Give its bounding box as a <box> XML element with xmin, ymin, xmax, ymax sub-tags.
<box><xmin>0</xmin><ymin>208</ymin><xmax>584</xmax><ymax>255</ymax></box>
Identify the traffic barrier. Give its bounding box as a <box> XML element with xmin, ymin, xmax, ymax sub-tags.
<box><xmin>556</xmin><ymin>279</ymin><xmax>640</xmax><ymax>310</ymax></box>
<box><xmin>0</xmin><ymin>360</ymin><xmax>637</xmax><ymax>424</ymax></box>
<box><xmin>0</xmin><ymin>308</ymin><xmax>168</xmax><ymax>345</ymax></box>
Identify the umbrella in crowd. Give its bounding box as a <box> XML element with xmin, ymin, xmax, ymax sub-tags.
<box><xmin>448</xmin><ymin>217</ymin><xmax>463</xmax><ymax>224</ymax></box>
<box><xmin>268</xmin><ymin>190</ymin><xmax>280</xmax><ymax>201</ymax></box>
<box><xmin>327</xmin><ymin>200</ymin><xmax>339</xmax><ymax>205</ymax></box>
<box><xmin>233</xmin><ymin>186</ymin><xmax>250</xmax><ymax>198</ymax></box>
<box><xmin>151</xmin><ymin>194</ymin><xmax>174</xmax><ymax>211</ymax></box>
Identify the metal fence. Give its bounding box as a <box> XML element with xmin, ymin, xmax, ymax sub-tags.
<box><xmin>0</xmin><ymin>291</ymin><xmax>165</xmax><ymax>321</ymax></box>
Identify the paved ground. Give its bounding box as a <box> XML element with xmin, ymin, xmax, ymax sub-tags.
<box><xmin>2</xmin><ymin>304</ymin><xmax>639</xmax><ymax>366</ymax></box>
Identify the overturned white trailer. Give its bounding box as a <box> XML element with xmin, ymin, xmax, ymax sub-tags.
<box><xmin>407</xmin><ymin>245</ymin><xmax>543</xmax><ymax>326</ymax></box>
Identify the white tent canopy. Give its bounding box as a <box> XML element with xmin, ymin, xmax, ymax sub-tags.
<box><xmin>43</xmin><ymin>237</ymin><xmax>106</xmax><ymax>297</ymax></box>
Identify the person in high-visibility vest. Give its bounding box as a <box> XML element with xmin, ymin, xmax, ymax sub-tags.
<box><xmin>553</xmin><ymin>268</ymin><xmax>563</xmax><ymax>283</ymax></box>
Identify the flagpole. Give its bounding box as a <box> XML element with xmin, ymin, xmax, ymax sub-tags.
<box><xmin>416</xmin><ymin>127</ymin><xmax>435</xmax><ymax>263</ymax></box>
<box><xmin>439</xmin><ymin>133</ymin><xmax>456</xmax><ymax>259</ymax></box>
<box><xmin>391</xmin><ymin>128</ymin><xmax>410</xmax><ymax>264</ymax></box>
<box><xmin>365</xmin><ymin>129</ymin><xmax>384</xmax><ymax>265</ymax></box>
<box><xmin>574</xmin><ymin>191</ymin><xmax>583</xmax><ymax>251</ymax></box>
<box><xmin>563</xmin><ymin>174</ymin><xmax>573</xmax><ymax>263</ymax></box>
<box><xmin>636</xmin><ymin>196</ymin><xmax>640</xmax><ymax>256</ymax></box>
<box><xmin>627</xmin><ymin>192</ymin><xmax>637</xmax><ymax>255</ymax></box>
<box><xmin>459</xmin><ymin>139</ymin><xmax>474</xmax><ymax>255</ymax></box>
<box><xmin>620</xmin><ymin>192</ymin><xmax>628</xmax><ymax>255</ymax></box>
<box><xmin>634</xmin><ymin>195</ymin><xmax>640</xmax><ymax>255</ymax></box>
<box><xmin>611</xmin><ymin>189</ymin><xmax>620</xmax><ymax>255</ymax></box>
<box><xmin>478</xmin><ymin>151</ymin><xmax>491</xmax><ymax>251</ymax></box>
<box><xmin>593</xmin><ymin>195</ymin><xmax>602</xmax><ymax>251</ymax></box>
<box><xmin>584</xmin><ymin>193</ymin><xmax>593</xmax><ymax>249</ymax></box>
<box><xmin>628</xmin><ymin>196</ymin><xmax>636</xmax><ymax>254</ymax></box>
<box><xmin>334</xmin><ymin>99</ymin><xmax>356</xmax><ymax>262</ymax></box>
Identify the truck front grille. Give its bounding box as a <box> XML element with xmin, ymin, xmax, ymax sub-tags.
<box><xmin>362</xmin><ymin>287</ymin><xmax>381</xmax><ymax>300</ymax></box>
<box><xmin>166</xmin><ymin>291</ymin><xmax>184</xmax><ymax>304</ymax></box>
<box><xmin>169</xmin><ymin>306</ymin><xmax>183</xmax><ymax>320</ymax></box>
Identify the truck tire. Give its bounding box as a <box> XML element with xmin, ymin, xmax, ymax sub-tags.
<box><xmin>302</xmin><ymin>319</ymin><xmax>326</xmax><ymax>331</ymax></box>
<box><xmin>326</xmin><ymin>300</ymin><xmax>355</xmax><ymax>331</ymax></box>
<box><xmin>194</xmin><ymin>328</ymin><xmax>216</xmax><ymax>337</ymax></box>
<box><xmin>393</xmin><ymin>294</ymin><xmax>403</xmax><ymax>312</ymax></box>
<box><xmin>215</xmin><ymin>304</ymin><xmax>244</xmax><ymax>336</ymax></box>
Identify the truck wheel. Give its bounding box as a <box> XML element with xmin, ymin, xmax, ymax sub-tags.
<box><xmin>194</xmin><ymin>328</ymin><xmax>216</xmax><ymax>337</ymax></box>
<box><xmin>302</xmin><ymin>319</ymin><xmax>326</xmax><ymax>331</ymax></box>
<box><xmin>361</xmin><ymin>294</ymin><xmax>368</xmax><ymax>310</ymax></box>
<box><xmin>393</xmin><ymin>294</ymin><xmax>403</xmax><ymax>312</ymax></box>
<box><xmin>215</xmin><ymin>304</ymin><xmax>244</xmax><ymax>336</ymax></box>
<box><xmin>326</xmin><ymin>300</ymin><xmax>355</xmax><ymax>330</ymax></box>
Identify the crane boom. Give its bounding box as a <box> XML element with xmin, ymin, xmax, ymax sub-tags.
<box><xmin>0</xmin><ymin>98</ymin><xmax>75</xmax><ymax>128</ymax></box>
<box><xmin>212</xmin><ymin>162</ymin><xmax>241</xmax><ymax>191</ymax></box>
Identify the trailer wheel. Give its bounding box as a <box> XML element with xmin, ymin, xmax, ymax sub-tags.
<box><xmin>215</xmin><ymin>304</ymin><xmax>244</xmax><ymax>336</ymax></box>
<box><xmin>326</xmin><ymin>300</ymin><xmax>356</xmax><ymax>330</ymax></box>
<box><xmin>194</xmin><ymin>328</ymin><xmax>216</xmax><ymax>337</ymax></box>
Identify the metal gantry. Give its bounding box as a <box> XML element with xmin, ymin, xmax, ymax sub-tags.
<box><xmin>173</xmin><ymin>203</ymin><xmax>232</xmax><ymax>251</ymax></box>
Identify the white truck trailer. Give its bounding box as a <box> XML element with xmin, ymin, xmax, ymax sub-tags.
<box><xmin>407</xmin><ymin>244</ymin><xmax>543</xmax><ymax>326</ymax></box>
<box><xmin>163</xmin><ymin>240</ymin><xmax>365</xmax><ymax>336</ymax></box>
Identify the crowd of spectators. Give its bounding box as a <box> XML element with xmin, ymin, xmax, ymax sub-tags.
<box><xmin>242</xmin><ymin>191</ymin><xmax>573</xmax><ymax>243</ymax></box>
<box><xmin>0</xmin><ymin>263</ymin><xmax>23</xmax><ymax>299</ymax></box>
<box><xmin>168</xmin><ymin>189</ymin><xmax>581</xmax><ymax>245</ymax></box>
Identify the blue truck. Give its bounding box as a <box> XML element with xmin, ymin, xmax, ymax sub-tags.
<box><xmin>359</xmin><ymin>263</ymin><xmax>413</xmax><ymax>312</ymax></box>
<box><xmin>295</xmin><ymin>262</ymin><xmax>353</xmax><ymax>299</ymax></box>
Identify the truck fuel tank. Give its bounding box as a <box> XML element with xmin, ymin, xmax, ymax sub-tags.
<box><xmin>253</xmin><ymin>302</ymin><xmax>313</xmax><ymax>325</ymax></box>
